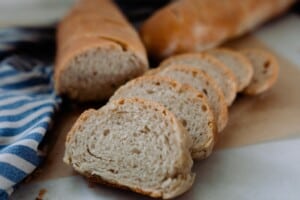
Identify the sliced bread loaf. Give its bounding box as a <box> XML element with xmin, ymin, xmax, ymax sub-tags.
<box><xmin>55</xmin><ymin>0</ymin><xmax>148</xmax><ymax>101</ymax></box>
<box><xmin>158</xmin><ymin>53</ymin><xmax>238</xmax><ymax>105</ymax></box>
<box><xmin>241</xmin><ymin>49</ymin><xmax>279</xmax><ymax>95</ymax></box>
<box><xmin>153</xmin><ymin>65</ymin><xmax>228</xmax><ymax>132</ymax></box>
<box><xmin>110</xmin><ymin>76</ymin><xmax>216</xmax><ymax>159</ymax></box>
<box><xmin>64</xmin><ymin>98</ymin><xmax>195</xmax><ymax>199</ymax></box>
<box><xmin>207</xmin><ymin>48</ymin><xmax>254</xmax><ymax>92</ymax></box>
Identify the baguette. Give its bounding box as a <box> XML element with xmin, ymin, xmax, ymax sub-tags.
<box><xmin>141</xmin><ymin>0</ymin><xmax>295</xmax><ymax>59</ymax></box>
<box><xmin>64</xmin><ymin>98</ymin><xmax>195</xmax><ymax>199</ymax></box>
<box><xmin>55</xmin><ymin>0</ymin><xmax>148</xmax><ymax>101</ymax></box>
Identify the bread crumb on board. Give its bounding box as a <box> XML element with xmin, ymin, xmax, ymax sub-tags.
<box><xmin>35</xmin><ymin>188</ymin><xmax>47</xmax><ymax>200</ymax></box>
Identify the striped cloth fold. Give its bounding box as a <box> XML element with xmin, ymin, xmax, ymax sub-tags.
<box><xmin>0</xmin><ymin>27</ymin><xmax>61</xmax><ymax>199</ymax></box>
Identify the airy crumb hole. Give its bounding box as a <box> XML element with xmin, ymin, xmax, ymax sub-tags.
<box><xmin>103</xmin><ymin>129</ymin><xmax>110</xmax><ymax>136</ymax></box>
<box><xmin>108</xmin><ymin>169</ymin><xmax>118</xmax><ymax>174</ymax></box>
<box><xmin>264</xmin><ymin>61</ymin><xmax>270</xmax><ymax>69</ymax></box>
<box><xmin>146</xmin><ymin>90</ymin><xmax>154</xmax><ymax>94</ymax></box>
<box><xmin>202</xmin><ymin>89</ymin><xmax>208</xmax><ymax>96</ymax></box>
<box><xmin>143</xmin><ymin>125</ymin><xmax>150</xmax><ymax>133</ymax></box>
<box><xmin>182</xmin><ymin>119</ymin><xmax>187</xmax><ymax>127</ymax></box>
<box><xmin>192</xmin><ymin>71</ymin><xmax>197</xmax><ymax>77</ymax></box>
<box><xmin>164</xmin><ymin>136</ymin><xmax>170</xmax><ymax>145</ymax></box>
<box><xmin>162</xmin><ymin>110</ymin><xmax>167</xmax><ymax>116</ymax></box>
<box><xmin>118</xmin><ymin>99</ymin><xmax>125</xmax><ymax>105</ymax></box>
<box><xmin>140</xmin><ymin>125</ymin><xmax>150</xmax><ymax>134</ymax></box>
<box><xmin>202</xmin><ymin>105</ymin><xmax>208</xmax><ymax>112</ymax></box>
<box><xmin>197</xmin><ymin>93</ymin><xmax>204</xmax><ymax>98</ymax></box>
<box><xmin>131</xmin><ymin>148</ymin><xmax>141</xmax><ymax>154</ymax></box>
<box><xmin>154</xmin><ymin>82</ymin><xmax>161</xmax><ymax>86</ymax></box>
<box><xmin>171</xmin><ymin>82</ymin><xmax>177</xmax><ymax>87</ymax></box>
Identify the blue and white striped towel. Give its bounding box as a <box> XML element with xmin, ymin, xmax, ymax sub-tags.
<box><xmin>0</xmin><ymin>27</ymin><xmax>61</xmax><ymax>199</ymax></box>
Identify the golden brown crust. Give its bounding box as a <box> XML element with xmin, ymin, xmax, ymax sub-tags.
<box><xmin>84</xmin><ymin>172</ymin><xmax>163</xmax><ymax>198</ymax></box>
<box><xmin>140</xmin><ymin>0</ymin><xmax>295</xmax><ymax>60</ymax></box>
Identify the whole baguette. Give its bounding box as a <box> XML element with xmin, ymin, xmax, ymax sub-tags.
<box><xmin>55</xmin><ymin>0</ymin><xmax>148</xmax><ymax>101</ymax></box>
<box><xmin>140</xmin><ymin>0</ymin><xmax>295</xmax><ymax>60</ymax></box>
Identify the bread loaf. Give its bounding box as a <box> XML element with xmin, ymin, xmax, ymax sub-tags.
<box><xmin>55</xmin><ymin>0</ymin><xmax>148</xmax><ymax>101</ymax></box>
<box><xmin>64</xmin><ymin>98</ymin><xmax>195</xmax><ymax>199</ymax></box>
<box><xmin>141</xmin><ymin>0</ymin><xmax>295</xmax><ymax>59</ymax></box>
<box><xmin>153</xmin><ymin>65</ymin><xmax>228</xmax><ymax>132</ymax></box>
<box><xmin>110</xmin><ymin>76</ymin><xmax>216</xmax><ymax>159</ymax></box>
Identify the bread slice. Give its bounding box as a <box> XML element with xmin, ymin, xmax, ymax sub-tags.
<box><xmin>153</xmin><ymin>65</ymin><xmax>228</xmax><ymax>132</ymax></box>
<box><xmin>64</xmin><ymin>98</ymin><xmax>195</xmax><ymax>199</ymax></box>
<box><xmin>158</xmin><ymin>53</ymin><xmax>238</xmax><ymax>105</ymax></box>
<box><xmin>110</xmin><ymin>76</ymin><xmax>216</xmax><ymax>159</ymax></box>
<box><xmin>240</xmin><ymin>49</ymin><xmax>279</xmax><ymax>95</ymax></box>
<box><xmin>207</xmin><ymin>48</ymin><xmax>254</xmax><ymax>92</ymax></box>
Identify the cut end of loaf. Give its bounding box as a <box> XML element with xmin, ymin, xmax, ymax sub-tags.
<box><xmin>55</xmin><ymin>45</ymin><xmax>148</xmax><ymax>102</ymax></box>
<box><xmin>63</xmin><ymin>98</ymin><xmax>195</xmax><ymax>199</ymax></box>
